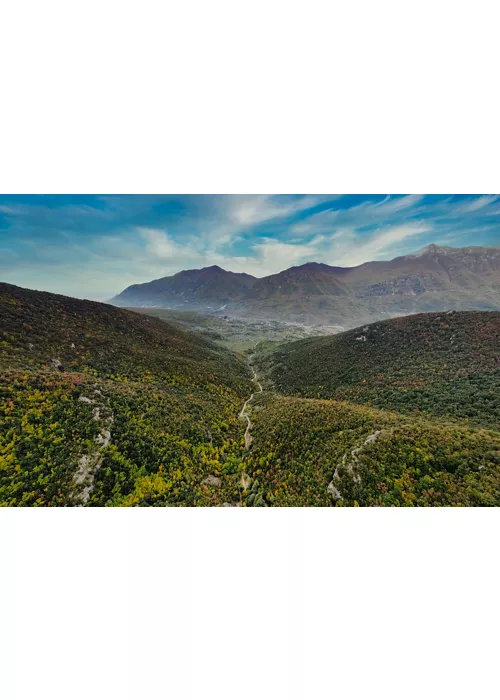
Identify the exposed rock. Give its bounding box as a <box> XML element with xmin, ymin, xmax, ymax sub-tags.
<box><xmin>240</xmin><ymin>472</ymin><xmax>252</xmax><ymax>491</ymax></box>
<box><xmin>327</xmin><ymin>430</ymin><xmax>388</xmax><ymax>502</ymax></box>
<box><xmin>72</xmin><ymin>388</ymin><xmax>113</xmax><ymax>504</ymax></box>
<box><xmin>96</xmin><ymin>429</ymin><xmax>111</xmax><ymax>448</ymax></box>
<box><xmin>203</xmin><ymin>475</ymin><xmax>221</xmax><ymax>487</ymax></box>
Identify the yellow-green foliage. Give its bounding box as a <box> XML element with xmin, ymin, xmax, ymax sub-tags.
<box><xmin>0</xmin><ymin>283</ymin><xmax>252</xmax><ymax>506</ymax></box>
<box><xmin>245</xmin><ymin>394</ymin><xmax>500</xmax><ymax>507</ymax></box>
<box><xmin>3</xmin><ymin>283</ymin><xmax>500</xmax><ymax>507</ymax></box>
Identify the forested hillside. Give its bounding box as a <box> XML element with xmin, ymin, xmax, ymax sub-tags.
<box><xmin>243</xmin><ymin>395</ymin><xmax>500</xmax><ymax>507</ymax></box>
<box><xmin>0</xmin><ymin>283</ymin><xmax>252</xmax><ymax>506</ymax></box>
<box><xmin>232</xmin><ymin>311</ymin><xmax>500</xmax><ymax>506</ymax></box>
<box><xmin>256</xmin><ymin>311</ymin><xmax>500</xmax><ymax>427</ymax></box>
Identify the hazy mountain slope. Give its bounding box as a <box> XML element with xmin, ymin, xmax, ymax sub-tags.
<box><xmin>0</xmin><ymin>283</ymin><xmax>252</xmax><ymax>506</ymax></box>
<box><xmin>111</xmin><ymin>244</ymin><xmax>500</xmax><ymax>326</ymax></box>
<box><xmin>112</xmin><ymin>265</ymin><xmax>256</xmax><ymax>311</ymax></box>
<box><xmin>256</xmin><ymin>311</ymin><xmax>500</xmax><ymax>427</ymax></box>
<box><xmin>238</xmin><ymin>244</ymin><xmax>500</xmax><ymax>324</ymax></box>
<box><xmin>344</xmin><ymin>244</ymin><xmax>500</xmax><ymax>322</ymax></box>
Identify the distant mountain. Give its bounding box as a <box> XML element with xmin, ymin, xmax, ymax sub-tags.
<box><xmin>111</xmin><ymin>244</ymin><xmax>500</xmax><ymax>327</ymax></box>
<box><xmin>112</xmin><ymin>265</ymin><xmax>256</xmax><ymax>311</ymax></box>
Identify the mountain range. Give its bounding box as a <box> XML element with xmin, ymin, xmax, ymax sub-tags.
<box><xmin>111</xmin><ymin>244</ymin><xmax>500</xmax><ymax>327</ymax></box>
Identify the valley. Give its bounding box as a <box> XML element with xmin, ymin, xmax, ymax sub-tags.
<box><xmin>1</xmin><ymin>281</ymin><xmax>500</xmax><ymax>507</ymax></box>
<box><xmin>126</xmin><ymin>307</ymin><xmax>338</xmax><ymax>352</ymax></box>
<box><xmin>238</xmin><ymin>356</ymin><xmax>263</xmax><ymax>450</ymax></box>
<box><xmin>243</xmin><ymin>311</ymin><xmax>500</xmax><ymax>506</ymax></box>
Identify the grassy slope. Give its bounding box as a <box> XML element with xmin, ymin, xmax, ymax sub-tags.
<box><xmin>0</xmin><ymin>283</ymin><xmax>252</xmax><ymax>506</ymax></box>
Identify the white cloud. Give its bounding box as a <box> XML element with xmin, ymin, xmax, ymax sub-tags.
<box><xmin>451</xmin><ymin>194</ymin><xmax>499</xmax><ymax>214</ymax></box>
<box><xmin>328</xmin><ymin>223</ymin><xmax>431</xmax><ymax>267</ymax></box>
<box><xmin>139</xmin><ymin>228</ymin><xmax>190</xmax><ymax>259</ymax></box>
<box><xmin>290</xmin><ymin>194</ymin><xmax>425</xmax><ymax>236</ymax></box>
<box><xmin>227</xmin><ymin>194</ymin><xmax>331</xmax><ymax>227</ymax></box>
<box><xmin>0</xmin><ymin>205</ymin><xmax>22</xmax><ymax>215</ymax></box>
<box><xmin>131</xmin><ymin>227</ymin><xmax>318</xmax><ymax>279</ymax></box>
<box><xmin>371</xmin><ymin>193</ymin><xmax>424</xmax><ymax>214</ymax></box>
<box><xmin>251</xmin><ymin>238</ymin><xmax>321</xmax><ymax>271</ymax></box>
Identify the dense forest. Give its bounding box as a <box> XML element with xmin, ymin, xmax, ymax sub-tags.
<box><xmin>0</xmin><ymin>283</ymin><xmax>253</xmax><ymax>506</ymax></box>
<box><xmin>244</xmin><ymin>311</ymin><xmax>500</xmax><ymax>506</ymax></box>
<box><xmin>255</xmin><ymin>311</ymin><xmax>500</xmax><ymax>427</ymax></box>
<box><xmin>2</xmin><ymin>285</ymin><xmax>500</xmax><ymax>507</ymax></box>
<box><xmin>243</xmin><ymin>394</ymin><xmax>500</xmax><ymax>506</ymax></box>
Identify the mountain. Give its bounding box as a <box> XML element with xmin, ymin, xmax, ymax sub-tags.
<box><xmin>0</xmin><ymin>282</ymin><xmax>252</xmax><ymax>506</ymax></box>
<box><xmin>243</xmin><ymin>311</ymin><xmax>500</xmax><ymax>506</ymax></box>
<box><xmin>111</xmin><ymin>244</ymin><xmax>500</xmax><ymax>326</ymax></box>
<box><xmin>239</xmin><ymin>244</ymin><xmax>500</xmax><ymax>324</ymax></box>
<box><xmin>112</xmin><ymin>265</ymin><xmax>256</xmax><ymax>311</ymax></box>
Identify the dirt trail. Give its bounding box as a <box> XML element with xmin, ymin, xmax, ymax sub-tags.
<box><xmin>239</xmin><ymin>358</ymin><xmax>263</xmax><ymax>450</ymax></box>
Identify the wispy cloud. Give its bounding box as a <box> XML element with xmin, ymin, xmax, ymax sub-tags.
<box><xmin>290</xmin><ymin>194</ymin><xmax>426</xmax><ymax>236</ymax></box>
<box><xmin>0</xmin><ymin>205</ymin><xmax>22</xmax><ymax>215</ymax></box>
<box><xmin>450</xmin><ymin>194</ymin><xmax>499</xmax><ymax>214</ymax></box>
<box><xmin>327</xmin><ymin>223</ymin><xmax>432</xmax><ymax>267</ymax></box>
<box><xmin>226</xmin><ymin>194</ymin><xmax>333</xmax><ymax>227</ymax></box>
<box><xmin>1</xmin><ymin>194</ymin><xmax>499</xmax><ymax>300</ymax></box>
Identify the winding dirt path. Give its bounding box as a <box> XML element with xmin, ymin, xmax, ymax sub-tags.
<box><xmin>239</xmin><ymin>359</ymin><xmax>263</xmax><ymax>450</ymax></box>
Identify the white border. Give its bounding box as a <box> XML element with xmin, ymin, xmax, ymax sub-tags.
<box><xmin>2</xmin><ymin>1</ymin><xmax>500</xmax><ymax>698</ymax></box>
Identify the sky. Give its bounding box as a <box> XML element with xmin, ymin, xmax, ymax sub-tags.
<box><xmin>1</xmin><ymin>194</ymin><xmax>499</xmax><ymax>300</ymax></box>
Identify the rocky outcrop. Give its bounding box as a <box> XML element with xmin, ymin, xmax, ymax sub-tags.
<box><xmin>72</xmin><ymin>387</ymin><xmax>114</xmax><ymax>504</ymax></box>
<box><xmin>328</xmin><ymin>430</ymin><xmax>389</xmax><ymax>502</ymax></box>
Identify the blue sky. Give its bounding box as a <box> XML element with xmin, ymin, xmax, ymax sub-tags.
<box><xmin>1</xmin><ymin>194</ymin><xmax>499</xmax><ymax>300</ymax></box>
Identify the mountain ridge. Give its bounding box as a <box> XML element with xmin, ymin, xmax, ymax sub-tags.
<box><xmin>111</xmin><ymin>243</ymin><xmax>500</xmax><ymax>327</ymax></box>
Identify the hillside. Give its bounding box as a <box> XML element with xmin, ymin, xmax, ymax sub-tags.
<box><xmin>242</xmin><ymin>394</ymin><xmax>500</xmax><ymax>507</ymax></box>
<box><xmin>111</xmin><ymin>244</ymin><xmax>500</xmax><ymax>327</ymax></box>
<box><xmin>0</xmin><ymin>283</ymin><xmax>253</xmax><ymax>506</ymax></box>
<box><xmin>255</xmin><ymin>311</ymin><xmax>500</xmax><ymax>427</ymax></box>
<box><xmin>237</xmin><ymin>311</ymin><xmax>500</xmax><ymax>506</ymax></box>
